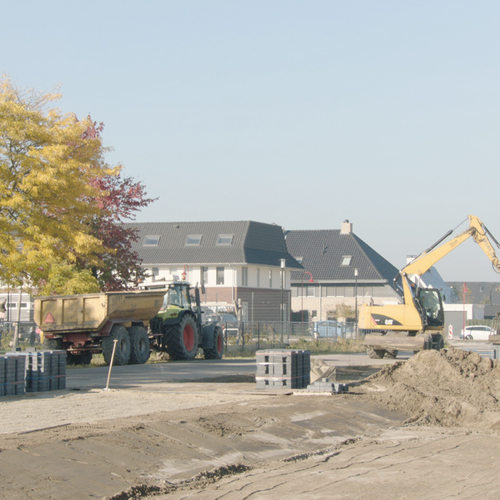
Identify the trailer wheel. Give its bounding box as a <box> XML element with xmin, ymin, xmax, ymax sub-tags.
<box><xmin>204</xmin><ymin>326</ymin><xmax>224</xmax><ymax>360</ymax></box>
<box><xmin>102</xmin><ymin>326</ymin><xmax>131</xmax><ymax>365</ymax></box>
<box><xmin>367</xmin><ymin>347</ymin><xmax>385</xmax><ymax>359</ymax></box>
<box><xmin>129</xmin><ymin>326</ymin><xmax>150</xmax><ymax>365</ymax></box>
<box><xmin>164</xmin><ymin>315</ymin><xmax>199</xmax><ymax>360</ymax></box>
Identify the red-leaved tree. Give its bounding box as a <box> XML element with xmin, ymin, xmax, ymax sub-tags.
<box><xmin>84</xmin><ymin>118</ymin><xmax>156</xmax><ymax>291</ymax></box>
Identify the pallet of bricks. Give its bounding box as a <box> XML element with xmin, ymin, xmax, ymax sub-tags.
<box><xmin>256</xmin><ymin>349</ymin><xmax>310</xmax><ymax>389</ymax></box>
<box><xmin>0</xmin><ymin>351</ymin><xmax>66</xmax><ymax>397</ymax></box>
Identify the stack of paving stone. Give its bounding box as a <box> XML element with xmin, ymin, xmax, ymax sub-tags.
<box><xmin>28</xmin><ymin>351</ymin><xmax>67</xmax><ymax>392</ymax></box>
<box><xmin>0</xmin><ymin>355</ymin><xmax>26</xmax><ymax>396</ymax></box>
<box><xmin>307</xmin><ymin>377</ymin><xmax>349</xmax><ymax>394</ymax></box>
<box><xmin>256</xmin><ymin>349</ymin><xmax>310</xmax><ymax>389</ymax></box>
<box><xmin>0</xmin><ymin>350</ymin><xmax>66</xmax><ymax>396</ymax></box>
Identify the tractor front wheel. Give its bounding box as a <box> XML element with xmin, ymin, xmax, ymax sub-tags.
<box><xmin>164</xmin><ymin>315</ymin><xmax>199</xmax><ymax>360</ymax></box>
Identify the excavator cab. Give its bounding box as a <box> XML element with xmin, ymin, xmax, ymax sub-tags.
<box><xmin>416</xmin><ymin>288</ymin><xmax>444</xmax><ymax>327</ymax></box>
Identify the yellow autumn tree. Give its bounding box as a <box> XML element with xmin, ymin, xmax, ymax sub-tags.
<box><xmin>0</xmin><ymin>76</ymin><xmax>116</xmax><ymax>292</ymax></box>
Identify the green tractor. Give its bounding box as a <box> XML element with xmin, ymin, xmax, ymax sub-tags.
<box><xmin>150</xmin><ymin>281</ymin><xmax>224</xmax><ymax>360</ymax></box>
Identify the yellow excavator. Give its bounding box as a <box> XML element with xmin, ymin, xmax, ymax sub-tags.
<box><xmin>359</xmin><ymin>215</ymin><xmax>500</xmax><ymax>359</ymax></box>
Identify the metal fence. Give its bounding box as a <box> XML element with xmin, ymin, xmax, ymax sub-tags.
<box><xmin>221</xmin><ymin>320</ymin><xmax>358</xmax><ymax>352</ymax></box>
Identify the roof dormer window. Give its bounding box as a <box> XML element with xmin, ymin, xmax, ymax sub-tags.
<box><xmin>341</xmin><ymin>255</ymin><xmax>352</xmax><ymax>266</ymax></box>
<box><xmin>185</xmin><ymin>235</ymin><xmax>202</xmax><ymax>246</ymax></box>
<box><xmin>143</xmin><ymin>235</ymin><xmax>161</xmax><ymax>246</ymax></box>
<box><xmin>216</xmin><ymin>234</ymin><xmax>234</xmax><ymax>245</ymax></box>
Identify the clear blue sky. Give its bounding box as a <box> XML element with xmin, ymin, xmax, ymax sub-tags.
<box><xmin>3</xmin><ymin>1</ymin><xmax>500</xmax><ymax>282</ymax></box>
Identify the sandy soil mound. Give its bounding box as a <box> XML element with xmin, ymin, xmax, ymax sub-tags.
<box><xmin>360</xmin><ymin>348</ymin><xmax>500</xmax><ymax>428</ymax></box>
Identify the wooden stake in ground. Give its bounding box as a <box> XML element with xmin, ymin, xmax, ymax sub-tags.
<box><xmin>104</xmin><ymin>339</ymin><xmax>119</xmax><ymax>391</ymax></box>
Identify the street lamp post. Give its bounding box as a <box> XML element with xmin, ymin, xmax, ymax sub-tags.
<box><xmin>301</xmin><ymin>271</ymin><xmax>313</xmax><ymax>323</ymax></box>
<box><xmin>354</xmin><ymin>269</ymin><xmax>359</xmax><ymax>340</ymax></box>
<box><xmin>280</xmin><ymin>259</ymin><xmax>286</xmax><ymax>341</ymax></box>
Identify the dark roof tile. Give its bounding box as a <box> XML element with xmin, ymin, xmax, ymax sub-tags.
<box><xmin>124</xmin><ymin>221</ymin><xmax>303</xmax><ymax>269</ymax></box>
<box><xmin>285</xmin><ymin>229</ymin><xmax>399</xmax><ymax>283</ymax></box>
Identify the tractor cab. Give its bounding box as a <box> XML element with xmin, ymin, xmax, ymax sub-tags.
<box><xmin>158</xmin><ymin>282</ymin><xmax>193</xmax><ymax>320</ymax></box>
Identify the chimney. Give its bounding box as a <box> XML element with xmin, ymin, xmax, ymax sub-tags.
<box><xmin>340</xmin><ymin>219</ymin><xmax>352</xmax><ymax>234</ymax></box>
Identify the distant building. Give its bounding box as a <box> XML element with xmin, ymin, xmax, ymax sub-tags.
<box><xmin>0</xmin><ymin>289</ymin><xmax>34</xmax><ymax>326</ymax></box>
<box><xmin>126</xmin><ymin>220</ymin><xmax>302</xmax><ymax>322</ymax></box>
<box><xmin>284</xmin><ymin>220</ymin><xmax>400</xmax><ymax>321</ymax></box>
<box><xmin>446</xmin><ymin>281</ymin><xmax>500</xmax><ymax>320</ymax></box>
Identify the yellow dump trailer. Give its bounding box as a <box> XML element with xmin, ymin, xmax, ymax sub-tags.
<box><xmin>34</xmin><ymin>291</ymin><xmax>166</xmax><ymax>366</ymax></box>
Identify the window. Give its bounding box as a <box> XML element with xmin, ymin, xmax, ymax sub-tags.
<box><xmin>216</xmin><ymin>234</ymin><xmax>234</xmax><ymax>245</ymax></box>
<box><xmin>242</xmin><ymin>267</ymin><xmax>248</xmax><ymax>286</ymax></box>
<box><xmin>216</xmin><ymin>267</ymin><xmax>225</xmax><ymax>285</ymax></box>
<box><xmin>269</xmin><ymin>269</ymin><xmax>273</xmax><ymax>288</ymax></box>
<box><xmin>185</xmin><ymin>235</ymin><xmax>202</xmax><ymax>246</ymax></box>
<box><xmin>341</xmin><ymin>255</ymin><xmax>352</xmax><ymax>266</ymax></box>
<box><xmin>202</xmin><ymin>266</ymin><xmax>209</xmax><ymax>285</ymax></box>
<box><xmin>152</xmin><ymin>267</ymin><xmax>159</xmax><ymax>276</ymax></box>
<box><xmin>257</xmin><ymin>268</ymin><xmax>260</xmax><ymax>287</ymax></box>
<box><xmin>143</xmin><ymin>235</ymin><xmax>161</xmax><ymax>246</ymax></box>
<box><xmin>297</xmin><ymin>286</ymin><xmax>315</xmax><ymax>297</ymax></box>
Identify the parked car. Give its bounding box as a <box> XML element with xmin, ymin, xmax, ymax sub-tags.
<box><xmin>312</xmin><ymin>321</ymin><xmax>342</xmax><ymax>339</ymax></box>
<box><xmin>460</xmin><ymin>325</ymin><xmax>496</xmax><ymax>340</ymax></box>
<box><xmin>207</xmin><ymin>313</ymin><xmax>239</xmax><ymax>335</ymax></box>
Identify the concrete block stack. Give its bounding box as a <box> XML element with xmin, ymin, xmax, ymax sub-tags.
<box><xmin>1</xmin><ymin>355</ymin><xmax>27</xmax><ymax>396</ymax></box>
<box><xmin>31</xmin><ymin>351</ymin><xmax>67</xmax><ymax>392</ymax></box>
<box><xmin>0</xmin><ymin>351</ymin><xmax>66</xmax><ymax>396</ymax></box>
<box><xmin>256</xmin><ymin>349</ymin><xmax>310</xmax><ymax>389</ymax></box>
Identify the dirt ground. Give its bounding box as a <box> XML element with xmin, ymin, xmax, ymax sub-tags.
<box><xmin>2</xmin><ymin>349</ymin><xmax>500</xmax><ymax>499</ymax></box>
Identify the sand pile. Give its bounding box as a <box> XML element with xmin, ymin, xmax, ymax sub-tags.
<box><xmin>361</xmin><ymin>348</ymin><xmax>500</xmax><ymax>428</ymax></box>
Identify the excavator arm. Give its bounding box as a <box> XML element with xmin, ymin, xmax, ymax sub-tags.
<box><xmin>401</xmin><ymin>215</ymin><xmax>500</xmax><ymax>279</ymax></box>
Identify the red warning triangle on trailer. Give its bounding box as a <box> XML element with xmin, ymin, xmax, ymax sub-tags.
<box><xmin>44</xmin><ymin>312</ymin><xmax>55</xmax><ymax>324</ymax></box>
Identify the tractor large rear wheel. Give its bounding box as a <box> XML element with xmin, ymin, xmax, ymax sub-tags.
<box><xmin>102</xmin><ymin>326</ymin><xmax>131</xmax><ymax>365</ymax></box>
<box><xmin>164</xmin><ymin>315</ymin><xmax>199</xmax><ymax>360</ymax></box>
<box><xmin>204</xmin><ymin>326</ymin><xmax>224</xmax><ymax>360</ymax></box>
<box><xmin>129</xmin><ymin>326</ymin><xmax>150</xmax><ymax>364</ymax></box>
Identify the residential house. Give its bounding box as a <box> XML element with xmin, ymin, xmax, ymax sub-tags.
<box><xmin>0</xmin><ymin>288</ymin><xmax>35</xmax><ymax>334</ymax></box>
<box><xmin>126</xmin><ymin>221</ymin><xmax>303</xmax><ymax>322</ymax></box>
<box><xmin>284</xmin><ymin>220</ymin><xmax>400</xmax><ymax>321</ymax></box>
